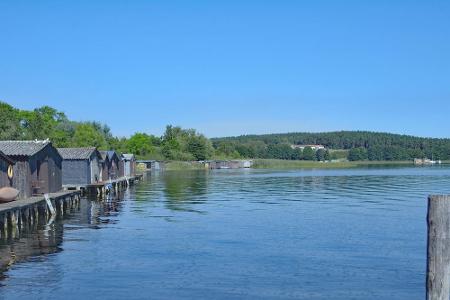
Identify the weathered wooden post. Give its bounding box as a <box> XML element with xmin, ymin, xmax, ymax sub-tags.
<box><xmin>427</xmin><ymin>195</ymin><xmax>450</xmax><ymax>300</ymax></box>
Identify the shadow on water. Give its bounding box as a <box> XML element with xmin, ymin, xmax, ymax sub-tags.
<box><xmin>0</xmin><ymin>191</ymin><xmax>128</xmax><ymax>283</ymax></box>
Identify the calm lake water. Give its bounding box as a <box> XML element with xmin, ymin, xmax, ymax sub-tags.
<box><xmin>1</xmin><ymin>166</ymin><xmax>450</xmax><ymax>299</ymax></box>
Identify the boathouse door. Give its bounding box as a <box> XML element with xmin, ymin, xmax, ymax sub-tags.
<box><xmin>37</xmin><ymin>158</ymin><xmax>49</xmax><ymax>194</ymax></box>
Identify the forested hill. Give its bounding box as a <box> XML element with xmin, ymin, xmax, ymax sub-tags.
<box><xmin>2</xmin><ymin>99</ymin><xmax>450</xmax><ymax>161</ymax></box>
<box><xmin>212</xmin><ymin>131</ymin><xmax>450</xmax><ymax>161</ymax></box>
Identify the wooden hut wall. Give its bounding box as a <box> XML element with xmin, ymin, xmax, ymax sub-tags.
<box><xmin>110</xmin><ymin>157</ymin><xmax>120</xmax><ymax>179</ymax></box>
<box><xmin>90</xmin><ymin>153</ymin><xmax>101</xmax><ymax>183</ymax></box>
<box><xmin>131</xmin><ymin>160</ymin><xmax>136</xmax><ymax>176</ymax></box>
<box><xmin>229</xmin><ymin>161</ymin><xmax>240</xmax><ymax>169</ymax></box>
<box><xmin>122</xmin><ymin>159</ymin><xmax>135</xmax><ymax>177</ymax></box>
<box><xmin>0</xmin><ymin>157</ymin><xmax>13</xmax><ymax>188</ymax></box>
<box><xmin>101</xmin><ymin>158</ymin><xmax>109</xmax><ymax>181</ymax></box>
<box><xmin>119</xmin><ymin>160</ymin><xmax>125</xmax><ymax>177</ymax></box>
<box><xmin>62</xmin><ymin>160</ymin><xmax>90</xmax><ymax>185</ymax></box>
<box><xmin>30</xmin><ymin>144</ymin><xmax>62</xmax><ymax>194</ymax></box>
<box><xmin>12</xmin><ymin>160</ymin><xmax>32</xmax><ymax>199</ymax></box>
<box><xmin>46</xmin><ymin>145</ymin><xmax>62</xmax><ymax>193</ymax></box>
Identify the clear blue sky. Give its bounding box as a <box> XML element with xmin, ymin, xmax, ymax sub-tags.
<box><xmin>1</xmin><ymin>1</ymin><xmax>449</xmax><ymax>138</ymax></box>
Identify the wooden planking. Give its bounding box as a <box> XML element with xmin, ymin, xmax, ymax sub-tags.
<box><xmin>0</xmin><ymin>191</ymin><xmax>80</xmax><ymax>214</ymax></box>
<box><xmin>427</xmin><ymin>195</ymin><xmax>450</xmax><ymax>300</ymax></box>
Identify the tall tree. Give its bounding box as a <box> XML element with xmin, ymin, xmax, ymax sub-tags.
<box><xmin>72</xmin><ymin>123</ymin><xmax>107</xmax><ymax>149</ymax></box>
<box><xmin>0</xmin><ymin>101</ymin><xmax>21</xmax><ymax>139</ymax></box>
<box><xmin>302</xmin><ymin>147</ymin><xmax>316</xmax><ymax>161</ymax></box>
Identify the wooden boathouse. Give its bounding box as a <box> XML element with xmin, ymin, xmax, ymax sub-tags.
<box><xmin>120</xmin><ymin>154</ymin><xmax>136</xmax><ymax>177</ymax></box>
<box><xmin>100</xmin><ymin>150</ymin><xmax>121</xmax><ymax>180</ymax></box>
<box><xmin>0</xmin><ymin>140</ymin><xmax>63</xmax><ymax>199</ymax></box>
<box><xmin>136</xmin><ymin>160</ymin><xmax>165</xmax><ymax>171</ymax></box>
<box><xmin>99</xmin><ymin>151</ymin><xmax>110</xmax><ymax>182</ymax></box>
<box><xmin>206</xmin><ymin>160</ymin><xmax>253</xmax><ymax>169</ymax></box>
<box><xmin>58</xmin><ymin>147</ymin><xmax>102</xmax><ymax>187</ymax></box>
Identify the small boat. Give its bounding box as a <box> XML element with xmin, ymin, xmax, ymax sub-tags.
<box><xmin>0</xmin><ymin>187</ymin><xmax>19</xmax><ymax>203</ymax></box>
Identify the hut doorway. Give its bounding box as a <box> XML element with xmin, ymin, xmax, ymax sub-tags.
<box><xmin>36</xmin><ymin>158</ymin><xmax>49</xmax><ymax>194</ymax></box>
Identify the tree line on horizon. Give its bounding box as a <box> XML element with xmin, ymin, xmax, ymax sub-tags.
<box><xmin>212</xmin><ymin>131</ymin><xmax>450</xmax><ymax>161</ymax></box>
<box><xmin>1</xmin><ymin>101</ymin><xmax>450</xmax><ymax>161</ymax></box>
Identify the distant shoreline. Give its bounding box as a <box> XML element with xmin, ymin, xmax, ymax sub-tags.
<box><xmin>251</xmin><ymin>159</ymin><xmax>414</xmax><ymax>169</ymax></box>
<box><xmin>159</xmin><ymin>159</ymin><xmax>450</xmax><ymax>171</ymax></box>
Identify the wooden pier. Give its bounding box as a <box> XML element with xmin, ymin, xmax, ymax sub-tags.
<box><xmin>0</xmin><ymin>191</ymin><xmax>81</xmax><ymax>240</ymax></box>
<box><xmin>0</xmin><ymin>174</ymin><xmax>145</xmax><ymax>241</ymax></box>
<box><xmin>64</xmin><ymin>174</ymin><xmax>144</xmax><ymax>198</ymax></box>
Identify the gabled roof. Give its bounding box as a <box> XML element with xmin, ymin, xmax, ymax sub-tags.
<box><xmin>121</xmin><ymin>154</ymin><xmax>135</xmax><ymax>160</ymax></box>
<box><xmin>99</xmin><ymin>150</ymin><xmax>119</xmax><ymax>162</ymax></box>
<box><xmin>99</xmin><ymin>151</ymin><xmax>106</xmax><ymax>159</ymax></box>
<box><xmin>0</xmin><ymin>140</ymin><xmax>51</xmax><ymax>157</ymax></box>
<box><xmin>0</xmin><ymin>151</ymin><xmax>14</xmax><ymax>164</ymax></box>
<box><xmin>99</xmin><ymin>151</ymin><xmax>109</xmax><ymax>161</ymax></box>
<box><xmin>107</xmin><ymin>150</ymin><xmax>120</xmax><ymax>161</ymax></box>
<box><xmin>58</xmin><ymin>147</ymin><xmax>99</xmax><ymax>160</ymax></box>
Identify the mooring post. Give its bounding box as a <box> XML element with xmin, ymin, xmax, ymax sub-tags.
<box><xmin>427</xmin><ymin>195</ymin><xmax>450</xmax><ymax>300</ymax></box>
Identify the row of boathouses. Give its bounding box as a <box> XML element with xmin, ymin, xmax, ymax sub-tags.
<box><xmin>0</xmin><ymin>140</ymin><xmax>137</xmax><ymax>199</ymax></box>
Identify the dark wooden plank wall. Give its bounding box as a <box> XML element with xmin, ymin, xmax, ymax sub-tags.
<box><xmin>13</xmin><ymin>161</ymin><xmax>32</xmax><ymax>199</ymax></box>
<box><xmin>0</xmin><ymin>158</ymin><xmax>12</xmax><ymax>188</ymax></box>
<box><xmin>101</xmin><ymin>158</ymin><xmax>109</xmax><ymax>181</ymax></box>
<box><xmin>46</xmin><ymin>145</ymin><xmax>62</xmax><ymax>193</ymax></box>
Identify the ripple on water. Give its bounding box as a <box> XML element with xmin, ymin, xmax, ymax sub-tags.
<box><xmin>0</xmin><ymin>166</ymin><xmax>449</xmax><ymax>300</ymax></box>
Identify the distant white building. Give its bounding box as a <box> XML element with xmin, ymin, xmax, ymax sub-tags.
<box><xmin>290</xmin><ymin>144</ymin><xmax>326</xmax><ymax>151</ymax></box>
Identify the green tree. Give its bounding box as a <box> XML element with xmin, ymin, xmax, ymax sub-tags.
<box><xmin>72</xmin><ymin>123</ymin><xmax>107</xmax><ymax>148</ymax></box>
<box><xmin>126</xmin><ymin>133</ymin><xmax>158</xmax><ymax>157</ymax></box>
<box><xmin>348</xmin><ymin>147</ymin><xmax>368</xmax><ymax>161</ymax></box>
<box><xmin>291</xmin><ymin>148</ymin><xmax>303</xmax><ymax>160</ymax></box>
<box><xmin>161</xmin><ymin>125</ymin><xmax>213</xmax><ymax>161</ymax></box>
<box><xmin>302</xmin><ymin>147</ymin><xmax>315</xmax><ymax>161</ymax></box>
<box><xmin>187</xmin><ymin>135</ymin><xmax>213</xmax><ymax>160</ymax></box>
<box><xmin>316</xmin><ymin>148</ymin><xmax>326</xmax><ymax>161</ymax></box>
<box><xmin>324</xmin><ymin>150</ymin><xmax>331</xmax><ymax>161</ymax></box>
<box><xmin>20</xmin><ymin>105</ymin><xmax>67</xmax><ymax>139</ymax></box>
<box><xmin>0</xmin><ymin>101</ymin><xmax>21</xmax><ymax>139</ymax></box>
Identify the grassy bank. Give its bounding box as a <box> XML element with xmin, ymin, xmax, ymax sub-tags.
<box><xmin>158</xmin><ymin>159</ymin><xmax>422</xmax><ymax>171</ymax></box>
<box><xmin>252</xmin><ymin>159</ymin><xmax>414</xmax><ymax>169</ymax></box>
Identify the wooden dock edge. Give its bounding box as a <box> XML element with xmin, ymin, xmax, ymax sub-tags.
<box><xmin>62</xmin><ymin>175</ymin><xmax>144</xmax><ymax>198</ymax></box>
<box><xmin>0</xmin><ymin>191</ymin><xmax>81</xmax><ymax>240</ymax></box>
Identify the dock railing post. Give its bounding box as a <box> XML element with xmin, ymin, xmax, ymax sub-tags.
<box><xmin>427</xmin><ymin>195</ymin><xmax>450</xmax><ymax>300</ymax></box>
<box><xmin>44</xmin><ymin>194</ymin><xmax>56</xmax><ymax>216</ymax></box>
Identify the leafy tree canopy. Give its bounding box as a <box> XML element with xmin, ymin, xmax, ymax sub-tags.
<box><xmin>3</xmin><ymin>101</ymin><xmax>450</xmax><ymax>161</ymax></box>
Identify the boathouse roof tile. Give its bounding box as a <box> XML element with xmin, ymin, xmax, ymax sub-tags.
<box><xmin>57</xmin><ymin>147</ymin><xmax>98</xmax><ymax>160</ymax></box>
<box><xmin>99</xmin><ymin>150</ymin><xmax>120</xmax><ymax>161</ymax></box>
<box><xmin>107</xmin><ymin>150</ymin><xmax>120</xmax><ymax>161</ymax></box>
<box><xmin>0</xmin><ymin>140</ymin><xmax>50</xmax><ymax>157</ymax></box>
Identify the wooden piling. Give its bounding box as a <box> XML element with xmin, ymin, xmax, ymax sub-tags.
<box><xmin>0</xmin><ymin>191</ymin><xmax>81</xmax><ymax>241</ymax></box>
<box><xmin>427</xmin><ymin>195</ymin><xmax>450</xmax><ymax>300</ymax></box>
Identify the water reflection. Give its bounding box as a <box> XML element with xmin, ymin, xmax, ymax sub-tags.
<box><xmin>0</xmin><ymin>222</ymin><xmax>64</xmax><ymax>282</ymax></box>
<box><xmin>162</xmin><ymin>171</ymin><xmax>208</xmax><ymax>213</ymax></box>
<box><xmin>0</xmin><ymin>192</ymin><xmax>127</xmax><ymax>281</ymax></box>
<box><xmin>1</xmin><ymin>167</ymin><xmax>450</xmax><ymax>300</ymax></box>
<box><xmin>134</xmin><ymin>171</ymin><xmax>210</xmax><ymax>213</ymax></box>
